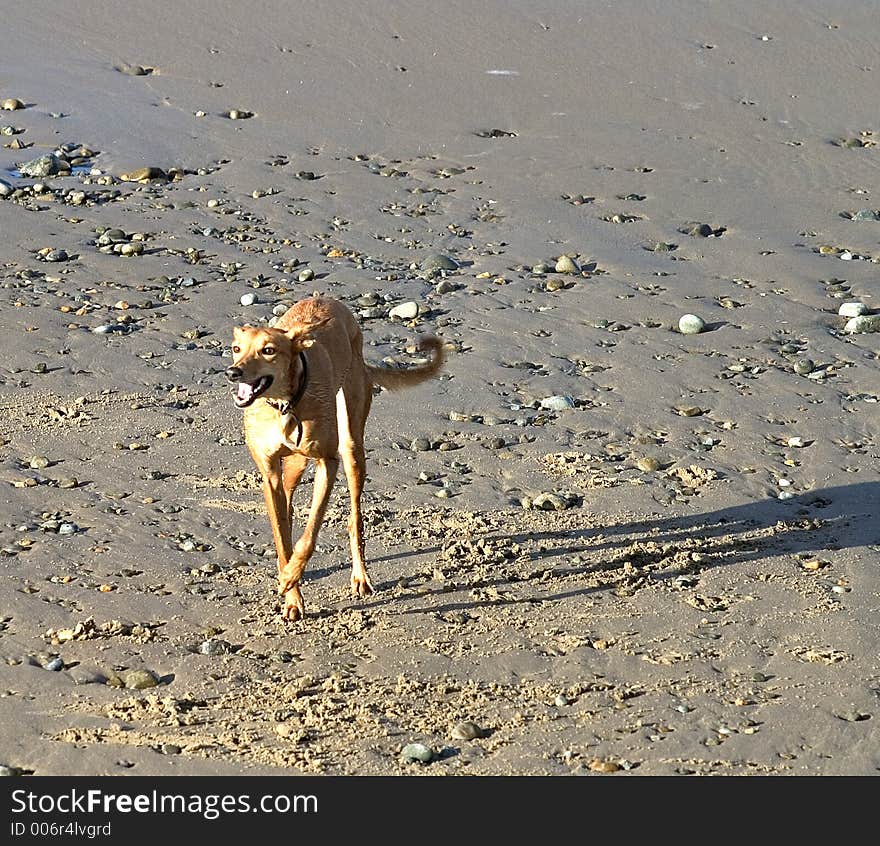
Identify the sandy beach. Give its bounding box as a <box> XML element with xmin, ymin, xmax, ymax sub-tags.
<box><xmin>0</xmin><ymin>0</ymin><xmax>877</xmax><ymax>775</ymax></box>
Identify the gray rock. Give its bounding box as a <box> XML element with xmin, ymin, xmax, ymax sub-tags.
<box><xmin>410</xmin><ymin>437</ymin><xmax>432</xmax><ymax>452</ymax></box>
<box><xmin>28</xmin><ymin>455</ymin><xmax>49</xmax><ymax>469</ymax></box>
<box><xmin>19</xmin><ymin>153</ymin><xmax>66</xmax><ymax>178</ymax></box>
<box><xmin>0</xmin><ymin>765</ymin><xmax>21</xmax><ymax>776</ymax></box>
<box><xmin>58</xmin><ymin>523</ymin><xmax>78</xmax><ymax>536</ymax></box>
<box><xmin>199</xmin><ymin>639</ymin><xmax>231</xmax><ymax>656</ymax></box>
<box><xmin>540</xmin><ymin>395</ymin><xmax>576</xmax><ymax>411</ymax></box>
<box><xmin>678</xmin><ymin>314</ymin><xmax>705</xmax><ymax>335</ymax></box>
<box><xmin>532</xmin><ymin>493</ymin><xmax>570</xmax><ymax>512</ymax></box>
<box><xmin>435</xmin><ymin>279</ymin><xmax>458</xmax><ymax>295</ymax></box>
<box><xmin>0</xmin><ymin>181</ymin><xmax>12</xmax><ymax>197</ymax></box>
<box><xmin>389</xmin><ymin>301</ymin><xmax>419</xmax><ymax>320</ymax></box>
<box><xmin>401</xmin><ymin>742</ymin><xmax>434</xmax><ymax>763</ymax></box>
<box><xmin>239</xmin><ymin>292</ymin><xmax>257</xmax><ymax>306</ymax></box>
<box><xmin>43</xmin><ymin>656</ymin><xmax>64</xmax><ymax>671</ymax></box>
<box><xmin>69</xmin><ymin>666</ymin><xmax>106</xmax><ymax>685</ymax></box>
<box><xmin>421</xmin><ymin>254</ymin><xmax>458</xmax><ymax>272</ymax></box>
<box><xmin>794</xmin><ymin>358</ymin><xmax>814</xmax><ymax>375</ymax></box>
<box><xmin>838</xmin><ymin>302</ymin><xmax>869</xmax><ymax>318</ymax></box>
<box><xmin>844</xmin><ymin>315</ymin><xmax>880</xmax><ymax>334</ymax></box>
<box><xmin>44</xmin><ymin>249</ymin><xmax>69</xmax><ymax>263</ymax></box>
<box><xmin>297</xmin><ymin>268</ymin><xmax>314</xmax><ymax>282</ymax></box>
<box><xmin>161</xmin><ymin>743</ymin><xmax>182</xmax><ymax>755</ymax></box>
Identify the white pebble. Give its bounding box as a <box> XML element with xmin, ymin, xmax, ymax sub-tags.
<box><xmin>240</xmin><ymin>293</ymin><xmax>257</xmax><ymax>306</ymax></box>
<box><xmin>838</xmin><ymin>302</ymin><xmax>868</xmax><ymax>318</ymax></box>
<box><xmin>389</xmin><ymin>301</ymin><xmax>419</xmax><ymax>320</ymax></box>
<box><xmin>678</xmin><ymin>314</ymin><xmax>705</xmax><ymax>335</ymax></box>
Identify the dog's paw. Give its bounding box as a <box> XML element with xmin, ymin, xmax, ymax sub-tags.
<box><xmin>282</xmin><ymin>586</ymin><xmax>305</xmax><ymax>622</ymax></box>
<box><xmin>351</xmin><ymin>571</ymin><xmax>374</xmax><ymax>599</ymax></box>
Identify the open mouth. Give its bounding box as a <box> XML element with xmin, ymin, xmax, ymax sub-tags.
<box><xmin>233</xmin><ymin>375</ymin><xmax>273</xmax><ymax>408</ymax></box>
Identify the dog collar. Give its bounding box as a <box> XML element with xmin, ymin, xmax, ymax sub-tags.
<box><xmin>267</xmin><ymin>350</ymin><xmax>309</xmax><ymax>446</ymax></box>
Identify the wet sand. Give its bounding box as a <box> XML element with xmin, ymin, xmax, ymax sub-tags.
<box><xmin>0</xmin><ymin>0</ymin><xmax>878</xmax><ymax>775</ymax></box>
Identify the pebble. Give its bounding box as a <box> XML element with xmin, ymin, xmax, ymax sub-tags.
<box><xmin>0</xmin><ymin>765</ymin><xmax>21</xmax><ymax>776</ymax></box>
<box><xmin>836</xmin><ymin>710</ymin><xmax>871</xmax><ymax>723</ymax></box>
<box><xmin>227</xmin><ymin>109</ymin><xmax>253</xmax><ymax>120</ymax></box>
<box><xmin>28</xmin><ymin>455</ymin><xmax>50</xmax><ymax>469</ymax></box>
<box><xmin>0</xmin><ymin>181</ymin><xmax>12</xmax><ymax>197</ymax></box>
<box><xmin>199</xmin><ymin>639</ymin><xmax>231</xmax><ymax>656</ymax></box>
<box><xmin>554</xmin><ymin>694</ymin><xmax>570</xmax><ymax>707</ymax></box>
<box><xmin>240</xmin><ymin>292</ymin><xmax>257</xmax><ymax>306</ymax></box>
<box><xmin>435</xmin><ymin>278</ymin><xmax>458</xmax><ymax>294</ymax></box>
<box><xmin>844</xmin><ymin>315</ymin><xmax>880</xmax><ymax>334</ymax></box>
<box><xmin>555</xmin><ymin>255</ymin><xmax>578</xmax><ymax>274</ymax></box>
<box><xmin>69</xmin><ymin>667</ymin><xmax>106</xmax><ymax>685</ymax></box>
<box><xmin>401</xmin><ymin>742</ymin><xmax>434</xmax><ymax>764</ymax></box>
<box><xmin>43</xmin><ymin>656</ymin><xmax>64</xmax><ymax>671</ymax></box>
<box><xmin>588</xmin><ymin>759</ymin><xmax>620</xmax><ymax>774</ymax></box>
<box><xmin>451</xmin><ymin>721</ymin><xmax>484</xmax><ymax>741</ymax></box>
<box><xmin>678</xmin><ymin>314</ymin><xmax>705</xmax><ymax>335</ymax></box>
<box><xmin>636</xmin><ymin>457</ymin><xmax>661</xmax><ymax>472</ymax></box>
<box><xmin>787</xmin><ymin>436</ymin><xmax>805</xmax><ymax>448</ymax></box>
<box><xmin>19</xmin><ymin>154</ymin><xmax>65</xmax><ymax>178</ymax></box>
<box><xmin>297</xmin><ymin>268</ymin><xmax>314</xmax><ymax>282</ymax></box>
<box><xmin>161</xmin><ymin>744</ymin><xmax>182</xmax><ymax>755</ymax></box>
<box><xmin>58</xmin><ymin>522</ymin><xmax>78</xmax><ymax>536</ymax></box>
<box><xmin>120</xmin><ymin>167</ymin><xmax>166</xmax><ymax>182</ymax></box>
<box><xmin>540</xmin><ymin>395</ymin><xmax>576</xmax><ymax>411</ymax></box>
<box><xmin>794</xmin><ymin>359</ymin><xmax>814</xmax><ymax>375</ymax></box>
<box><xmin>120</xmin><ymin>669</ymin><xmax>159</xmax><ymax>690</ymax></box>
<box><xmin>410</xmin><ymin>437</ymin><xmax>432</xmax><ymax>452</ymax></box>
<box><xmin>421</xmin><ymin>254</ymin><xmax>458</xmax><ymax>272</ymax></box>
<box><xmin>1</xmin><ymin>98</ymin><xmax>24</xmax><ymax>110</ymax></box>
<box><xmin>43</xmin><ymin>249</ymin><xmax>69</xmax><ymax>263</ymax></box>
<box><xmin>838</xmin><ymin>302</ymin><xmax>869</xmax><ymax>318</ymax></box>
<box><xmin>532</xmin><ymin>493</ymin><xmax>570</xmax><ymax>512</ymax></box>
<box><xmin>389</xmin><ymin>301</ymin><xmax>419</xmax><ymax>320</ymax></box>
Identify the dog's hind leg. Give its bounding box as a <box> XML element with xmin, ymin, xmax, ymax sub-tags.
<box><xmin>337</xmin><ymin>387</ymin><xmax>373</xmax><ymax>598</ymax></box>
<box><xmin>278</xmin><ymin>456</ymin><xmax>339</xmax><ymax>621</ymax></box>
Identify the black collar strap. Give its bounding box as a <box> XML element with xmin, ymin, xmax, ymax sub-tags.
<box><xmin>268</xmin><ymin>350</ymin><xmax>309</xmax><ymax>447</ymax></box>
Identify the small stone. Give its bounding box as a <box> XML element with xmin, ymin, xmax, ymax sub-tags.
<box><xmin>555</xmin><ymin>255</ymin><xmax>578</xmax><ymax>274</ymax></box>
<box><xmin>0</xmin><ymin>765</ymin><xmax>21</xmax><ymax>776</ymax></box>
<box><xmin>199</xmin><ymin>639</ymin><xmax>230</xmax><ymax>656</ymax></box>
<box><xmin>838</xmin><ymin>302</ymin><xmax>869</xmax><ymax>318</ymax></box>
<box><xmin>69</xmin><ymin>667</ymin><xmax>106</xmax><ymax>685</ymax></box>
<box><xmin>57</xmin><ymin>523</ymin><xmax>78</xmax><ymax>536</ymax></box>
<box><xmin>120</xmin><ymin>669</ymin><xmax>159</xmax><ymax>690</ymax></box>
<box><xmin>540</xmin><ymin>395</ymin><xmax>576</xmax><ymax>411</ymax></box>
<box><xmin>844</xmin><ymin>315</ymin><xmax>880</xmax><ymax>334</ymax></box>
<box><xmin>451</xmin><ymin>721</ymin><xmax>484</xmax><ymax>741</ymax></box>
<box><xmin>297</xmin><ymin>268</ymin><xmax>314</xmax><ymax>282</ymax></box>
<box><xmin>794</xmin><ymin>359</ymin><xmax>814</xmax><ymax>375</ymax></box>
<box><xmin>240</xmin><ymin>292</ymin><xmax>257</xmax><ymax>306</ymax></box>
<box><xmin>410</xmin><ymin>437</ymin><xmax>432</xmax><ymax>452</ymax></box>
<box><xmin>19</xmin><ymin>154</ymin><xmax>67</xmax><ymax>178</ymax></box>
<box><xmin>28</xmin><ymin>455</ymin><xmax>50</xmax><ymax>469</ymax></box>
<box><xmin>421</xmin><ymin>254</ymin><xmax>458</xmax><ymax>272</ymax></box>
<box><xmin>787</xmin><ymin>436</ymin><xmax>805</xmax><ymax>448</ymax></box>
<box><xmin>636</xmin><ymin>457</ymin><xmax>661</xmax><ymax>472</ymax></box>
<box><xmin>120</xmin><ymin>167</ymin><xmax>167</xmax><ymax>182</ymax></box>
<box><xmin>588</xmin><ymin>759</ymin><xmax>620</xmax><ymax>774</ymax></box>
<box><xmin>92</xmin><ymin>324</ymin><xmax>115</xmax><ymax>335</ymax></box>
<box><xmin>43</xmin><ymin>656</ymin><xmax>64</xmax><ymax>671</ymax></box>
<box><xmin>161</xmin><ymin>744</ymin><xmax>182</xmax><ymax>755</ymax></box>
<box><xmin>226</xmin><ymin>109</ymin><xmax>253</xmax><ymax>120</ymax></box>
<box><xmin>554</xmin><ymin>694</ymin><xmax>570</xmax><ymax>707</ymax></box>
<box><xmin>678</xmin><ymin>314</ymin><xmax>705</xmax><ymax>335</ymax></box>
<box><xmin>0</xmin><ymin>181</ymin><xmax>13</xmax><ymax>197</ymax></box>
<box><xmin>752</xmin><ymin>672</ymin><xmax>770</xmax><ymax>683</ymax></box>
<box><xmin>43</xmin><ymin>249</ymin><xmax>69</xmax><ymax>263</ymax></box>
<box><xmin>836</xmin><ymin>710</ymin><xmax>871</xmax><ymax>723</ymax></box>
<box><xmin>119</xmin><ymin>242</ymin><xmax>143</xmax><ymax>257</ymax></box>
<box><xmin>389</xmin><ymin>301</ymin><xmax>419</xmax><ymax>320</ymax></box>
<box><xmin>676</xmin><ymin>406</ymin><xmax>704</xmax><ymax>417</ymax></box>
<box><xmin>401</xmin><ymin>742</ymin><xmax>434</xmax><ymax>764</ymax></box>
<box><xmin>532</xmin><ymin>493</ymin><xmax>569</xmax><ymax>512</ymax></box>
<box><xmin>1</xmin><ymin>98</ymin><xmax>24</xmax><ymax>111</ymax></box>
<box><xmin>435</xmin><ymin>278</ymin><xmax>458</xmax><ymax>294</ymax></box>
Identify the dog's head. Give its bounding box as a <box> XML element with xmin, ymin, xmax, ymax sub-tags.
<box><xmin>226</xmin><ymin>321</ymin><xmax>324</xmax><ymax>408</ymax></box>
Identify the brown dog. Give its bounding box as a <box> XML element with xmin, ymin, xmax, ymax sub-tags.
<box><xmin>226</xmin><ymin>296</ymin><xmax>444</xmax><ymax>621</ymax></box>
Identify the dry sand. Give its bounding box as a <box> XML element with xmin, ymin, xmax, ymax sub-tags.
<box><xmin>0</xmin><ymin>0</ymin><xmax>878</xmax><ymax>775</ymax></box>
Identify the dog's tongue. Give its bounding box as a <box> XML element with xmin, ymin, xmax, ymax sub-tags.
<box><xmin>237</xmin><ymin>382</ymin><xmax>255</xmax><ymax>403</ymax></box>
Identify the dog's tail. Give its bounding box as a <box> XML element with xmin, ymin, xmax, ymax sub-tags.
<box><xmin>366</xmin><ymin>336</ymin><xmax>445</xmax><ymax>390</ymax></box>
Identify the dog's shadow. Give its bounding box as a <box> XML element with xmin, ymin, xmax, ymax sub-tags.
<box><xmin>359</xmin><ymin>481</ymin><xmax>879</xmax><ymax>615</ymax></box>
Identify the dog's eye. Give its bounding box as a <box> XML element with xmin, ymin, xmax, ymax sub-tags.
<box><xmin>262</xmin><ymin>345</ymin><xmax>275</xmax><ymax>356</ymax></box>
<box><xmin>232</xmin><ymin>345</ymin><xmax>241</xmax><ymax>354</ymax></box>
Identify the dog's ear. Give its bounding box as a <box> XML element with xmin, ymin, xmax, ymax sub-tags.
<box><xmin>285</xmin><ymin>316</ymin><xmax>332</xmax><ymax>348</ymax></box>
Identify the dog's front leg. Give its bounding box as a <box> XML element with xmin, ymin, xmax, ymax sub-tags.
<box><xmin>278</xmin><ymin>456</ymin><xmax>339</xmax><ymax>621</ymax></box>
<box><xmin>256</xmin><ymin>455</ymin><xmax>294</xmax><ymax>580</ymax></box>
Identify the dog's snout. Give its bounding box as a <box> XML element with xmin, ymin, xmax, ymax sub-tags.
<box><xmin>225</xmin><ymin>366</ymin><xmax>243</xmax><ymax>382</ymax></box>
